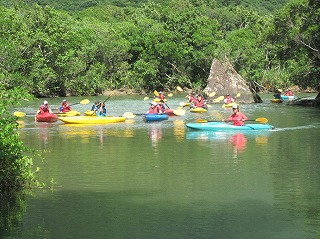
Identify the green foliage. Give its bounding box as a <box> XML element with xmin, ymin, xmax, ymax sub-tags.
<box><xmin>0</xmin><ymin>0</ymin><xmax>319</xmax><ymax>95</ymax></box>
<box><xmin>0</xmin><ymin>87</ymin><xmax>36</xmax><ymax>194</ymax></box>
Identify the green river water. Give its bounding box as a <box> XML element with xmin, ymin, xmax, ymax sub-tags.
<box><xmin>2</xmin><ymin>93</ymin><xmax>320</xmax><ymax>239</ymax></box>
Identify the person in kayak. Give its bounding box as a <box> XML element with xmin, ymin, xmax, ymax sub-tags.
<box><xmin>158</xmin><ymin>91</ymin><xmax>166</xmax><ymax>101</ymax></box>
<box><xmin>37</xmin><ymin>100</ymin><xmax>54</xmax><ymax>114</ymax></box>
<box><xmin>226</xmin><ymin>104</ymin><xmax>248</xmax><ymax>126</ymax></box>
<box><xmin>187</xmin><ymin>92</ymin><xmax>196</xmax><ymax>103</ymax></box>
<box><xmin>158</xmin><ymin>100</ymin><xmax>166</xmax><ymax>113</ymax></box>
<box><xmin>224</xmin><ymin>94</ymin><xmax>235</xmax><ymax>104</ymax></box>
<box><xmin>58</xmin><ymin>99</ymin><xmax>72</xmax><ymax>113</ymax></box>
<box><xmin>96</xmin><ymin>103</ymin><xmax>106</xmax><ymax>117</ymax></box>
<box><xmin>285</xmin><ymin>89</ymin><xmax>294</xmax><ymax>96</ymax></box>
<box><xmin>273</xmin><ymin>90</ymin><xmax>282</xmax><ymax>99</ymax></box>
<box><xmin>91</xmin><ymin>101</ymin><xmax>100</xmax><ymax>111</ymax></box>
<box><xmin>148</xmin><ymin>102</ymin><xmax>161</xmax><ymax>114</ymax></box>
<box><xmin>191</xmin><ymin>94</ymin><xmax>207</xmax><ymax>109</ymax></box>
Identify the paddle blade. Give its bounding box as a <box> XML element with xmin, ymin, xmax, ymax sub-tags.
<box><xmin>176</xmin><ymin>86</ymin><xmax>183</xmax><ymax>92</ymax></box>
<box><xmin>195</xmin><ymin>119</ymin><xmax>208</xmax><ymax>123</ymax></box>
<box><xmin>14</xmin><ymin>112</ymin><xmax>26</xmax><ymax>117</ymax></box>
<box><xmin>123</xmin><ymin>112</ymin><xmax>136</xmax><ymax>119</ymax></box>
<box><xmin>144</xmin><ymin>96</ymin><xmax>149</xmax><ymax>101</ymax></box>
<box><xmin>80</xmin><ymin>99</ymin><xmax>90</xmax><ymax>105</ymax></box>
<box><xmin>173</xmin><ymin>109</ymin><xmax>186</xmax><ymax>116</ymax></box>
<box><xmin>236</xmin><ymin>93</ymin><xmax>241</xmax><ymax>98</ymax></box>
<box><xmin>207</xmin><ymin>104</ymin><xmax>212</xmax><ymax>108</ymax></box>
<box><xmin>208</xmin><ymin>92</ymin><xmax>216</xmax><ymax>97</ymax></box>
<box><xmin>212</xmin><ymin>96</ymin><xmax>224</xmax><ymax>103</ymax></box>
<box><xmin>154</xmin><ymin>90</ymin><xmax>159</xmax><ymax>96</ymax></box>
<box><xmin>168</xmin><ymin>93</ymin><xmax>173</xmax><ymax>97</ymax></box>
<box><xmin>255</xmin><ymin>117</ymin><xmax>268</xmax><ymax>123</ymax></box>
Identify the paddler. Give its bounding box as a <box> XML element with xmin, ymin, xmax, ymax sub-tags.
<box><xmin>273</xmin><ymin>90</ymin><xmax>282</xmax><ymax>99</ymax></box>
<box><xmin>58</xmin><ymin>99</ymin><xmax>72</xmax><ymax>113</ymax></box>
<box><xmin>158</xmin><ymin>91</ymin><xmax>166</xmax><ymax>101</ymax></box>
<box><xmin>147</xmin><ymin>102</ymin><xmax>161</xmax><ymax>114</ymax></box>
<box><xmin>188</xmin><ymin>92</ymin><xmax>196</xmax><ymax>103</ymax></box>
<box><xmin>96</xmin><ymin>103</ymin><xmax>106</xmax><ymax>117</ymax></box>
<box><xmin>158</xmin><ymin>100</ymin><xmax>166</xmax><ymax>113</ymax></box>
<box><xmin>36</xmin><ymin>100</ymin><xmax>53</xmax><ymax>114</ymax></box>
<box><xmin>91</xmin><ymin>101</ymin><xmax>100</xmax><ymax>111</ymax></box>
<box><xmin>35</xmin><ymin>100</ymin><xmax>53</xmax><ymax>121</ymax></box>
<box><xmin>191</xmin><ymin>94</ymin><xmax>207</xmax><ymax>109</ymax></box>
<box><xmin>226</xmin><ymin>104</ymin><xmax>248</xmax><ymax>126</ymax></box>
<box><xmin>224</xmin><ymin>94</ymin><xmax>235</xmax><ymax>104</ymax></box>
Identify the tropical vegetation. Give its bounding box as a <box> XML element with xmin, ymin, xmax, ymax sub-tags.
<box><xmin>0</xmin><ymin>87</ymin><xmax>35</xmax><ymax>194</ymax></box>
<box><xmin>0</xmin><ymin>0</ymin><xmax>318</xmax><ymax>98</ymax></box>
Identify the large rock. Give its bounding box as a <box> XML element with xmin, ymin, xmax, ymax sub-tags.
<box><xmin>204</xmin><ymin>58</ymin><xmax>260</xmax><ymax>103</ymax></box>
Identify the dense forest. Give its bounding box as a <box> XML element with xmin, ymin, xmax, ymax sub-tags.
<box><xmin>0</xmin><ymin>0</ymin><xmax>319</xmax><ymax>97</ymax></box>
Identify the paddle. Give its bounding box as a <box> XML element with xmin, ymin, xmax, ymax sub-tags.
<box><xmin>195</xmin><ymin>117</ymin><xmax>268</xmax><ymax>124</ymax></box>
<box><xmin>176</xmin><ymin>86</ymin><xmax>184</xmax><ymax>92</ymax></box>
<box><xmin>69</xmin><ymin>99</ymin><xmax>90</xmax><ymax>106</ymax></box>
<box><xmin>208</xmin><ymin>92</ymin><xmax>216</xmax><ymax>97</ymax></box>
<box><xmin>211</xmin><ymin>96</ymin><xmax>224</xmax><ymax>103</ymax></box>
<box><xmin>172</xmin><ymin>109</ymin><xmax>186</xmax><ymax>116</ymax></box>
<box><xmin>123</xmin><ymin>112</ymin><xmax>150</xmax><ymax>119</ymax></box>
<box><xmin>144</xmin><ymin>96</ymin><xmax>149</xmax><ymax>101</ymax></box>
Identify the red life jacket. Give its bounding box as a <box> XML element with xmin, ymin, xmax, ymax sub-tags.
<box><xmin>39</xmin><ymin>105</ymin><xmax>50</xmax><ymax>114</ymax></box>
<box><xmin>158</xmin><ymin>94</ymin><xmax>165</xmax><ymax>100</ymax></box>
<box><xmin>189</xmin><ymin>95</ymin><xmax>196</xmax><ymax>103</ymax></box>
<box><xmin>227</xmin><ymin>112</ymin><xmax>248</xmax><ymax>126</ymax></box>
<box><xmin>194</xmin><ymin>98</ymin><xmax>205</xmax><ymax>107</ymax></box>
<box><xmin>148</xmin><ymin>106</ymin><xmax>159</xmax><ymax>114</ymax></box>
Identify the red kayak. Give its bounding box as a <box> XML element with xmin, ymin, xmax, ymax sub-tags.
<box><xmin>36</xmin><ymin>112</ymin><xmax>58</xmax><ymax>122</ymax></box>
<box><xmin>165</xmin><ymin>109</ymin><xmax>175</xmax><ymax>116</ymax></box>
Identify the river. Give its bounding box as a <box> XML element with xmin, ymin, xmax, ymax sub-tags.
<box><xmin>2</xmin><ymin>93</ymin><xmax>320</xmax><ymax>239</ymax></box>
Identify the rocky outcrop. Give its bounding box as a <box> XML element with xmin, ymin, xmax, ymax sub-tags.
<box><xmin>204</xmin><ymin>58</ymin><xmax>260</xmax><ymax>103</ymax></box>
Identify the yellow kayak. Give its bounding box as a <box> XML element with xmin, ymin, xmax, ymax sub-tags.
<box><xmin>57</xmin><ymin>110</ymin><xmax>81</xmax><ymax>117</ymax></box>
<box><xmin>222</xmin><ymin>103</ymin><xmax>239</xmax><ymax>108</ymax></box>
<box><xmin>271</xmin><ymin>99</ymin><xmax>283</xmax><ymax>103</ymax></box>
<box><xmin>84</xmin><ymin>110</ymin><xmax>96</xmax><ymax>116</ymax></box>
<box><xmin>190</xmin><ymin>107</ymin><xmax>207</xmax><ymax>113</ymax></box>
<box><xmin>59</xmin><ymin>116</ymin><xmax>126</xmax><ymax>124</ymax></box>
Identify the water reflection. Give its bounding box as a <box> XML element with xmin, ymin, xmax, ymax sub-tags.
<box><xmin>149</xmin><ymin>124</ymin><xmax>163</xmax><ymax>149</ymax></box>
<box><xmin>57</xmin><ymin>121</ymin><xmax>136</xmax><ymax>145</ymax></box>
<box><xmin>173</xmin><ymin>119</ymin><xmax>185</xmax><ymax>142</ymax></box>
<box><xmin>186</xmin><ymin>130</ymin><xmax>270</xmax><ymax>158</ymax></box>
<box><xmin>229</xmin><ymin>133</ymin><xmax>247</xmax><ymax>158</ymax></box>
<box><xmin>36</xmin><ymin>123</ymin><xmax>53</xmax><ymax>149</ymax></box>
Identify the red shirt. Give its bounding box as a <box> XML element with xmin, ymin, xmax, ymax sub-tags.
<box><xmin>148</xmin><ymin>106</ymin><xmax>159</xmax><ymax>114</ymax></box>
<box><xmin>227</xmin><ymin>112</ymin><xmax>248</xmax><ymax>126</ymax></box>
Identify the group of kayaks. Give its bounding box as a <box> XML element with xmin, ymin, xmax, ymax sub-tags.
<box><xmin>33</xmin><ymin>111</ymin><xmax>274</xmax><ymax>131</ymax></box>
<box><xmin>33</xmin><ymin>109</ymin><xmax>177</xmax><ymax>124</ymax></box>
<box><xmin>26</xmin><ymin>96</ymin><xmax>275</xmax><ymax>132</ymax></box>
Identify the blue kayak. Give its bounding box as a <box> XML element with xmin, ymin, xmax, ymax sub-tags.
<box><xmin>144</xmin><ymin>114</ymin><xmax>169</xmax><ymax>122</ymax></box>
<box><xmin>186</xmin><ymin>122</ymin><xmax>274</xmax><ymax>131</ymax></box>
<box><xmin>281</xmin><ymin>95</ymin><xmax>295</xmax><ymax>100</ymax></box>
